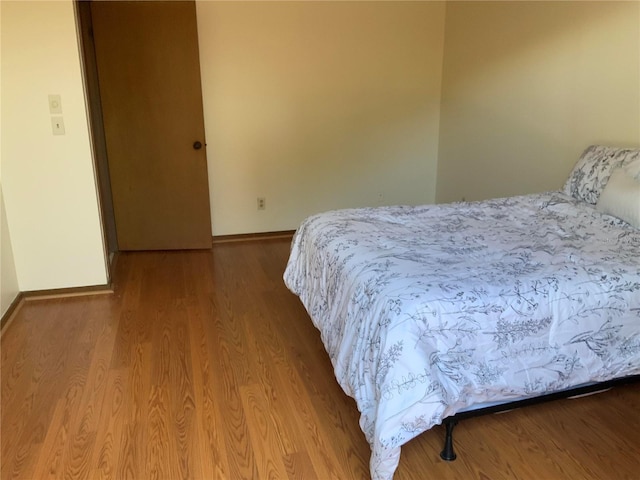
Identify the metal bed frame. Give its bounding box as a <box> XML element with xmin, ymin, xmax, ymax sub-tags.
<box><xmin>440</xmin><ymin>374</ymin><xmax>640</xmax><ymax>461</ymax></box>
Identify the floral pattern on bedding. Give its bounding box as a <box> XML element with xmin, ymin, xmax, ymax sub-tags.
<box><xmin>563</xmin><ymin>145</ymin><xmax>640</xmax><ymax>204</ymax></box>
<box><xmin>284</xmin><ymin>192</ymin><xmax>640</xmax><ymax>480</ymax></box>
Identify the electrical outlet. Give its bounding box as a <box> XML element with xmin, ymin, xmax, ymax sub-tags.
<box><xmin>257</xmin><ymin>197</ymin><xmax>266</xmax><ymax>210</ymax></box>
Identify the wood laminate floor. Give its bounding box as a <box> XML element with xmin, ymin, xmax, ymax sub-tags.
<box><xmin>2</xmin><ymin>239</ymin><xmax>639</xmax><ymax>479</ymax></box>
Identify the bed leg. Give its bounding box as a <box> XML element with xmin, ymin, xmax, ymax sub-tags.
<box><xmin>440</xmin><ymin>419</ymin><xmax>458</xmax><ymax>461</ymax></box>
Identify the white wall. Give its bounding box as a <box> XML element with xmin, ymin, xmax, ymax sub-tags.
<box><xmin>436</xmin><ymin>1</ymin><xmax>640</xmax><ymax>204</ymax></box>
<box><xmin>1</xmin><ymin>0</ymin><xmax>107</xmax><ymax>291</ymax></box>
<box><xmin>197</xmin><ymin>1</ymin><xmax>446</xmax><ymax>235</ymax></box>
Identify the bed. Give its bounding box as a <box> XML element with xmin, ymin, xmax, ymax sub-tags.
<box><xmin>283</xmin><ymin>145</ymin><xmax>640</xmax><ymax>480</ymax></box>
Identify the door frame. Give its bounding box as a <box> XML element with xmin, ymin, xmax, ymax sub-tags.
<box><xmin>74</xmin><ymin>0</ymin><xmax>119</xmax><ymax>281</ymax></box>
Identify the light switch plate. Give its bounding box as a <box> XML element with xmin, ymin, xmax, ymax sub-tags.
<box><xmin>51</xmin><ymin>116</ymin><xmax>65</xmax><ymax>135</ymax></box>
<box><xmin>48</xmin><ymin>94</ymin><xmax>62</xmax><ymax>114</ymax></box>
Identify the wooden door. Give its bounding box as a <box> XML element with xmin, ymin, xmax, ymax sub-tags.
<box><xmin>91</xmin><ymin>1</ymin><xmax>212</xmax><ymax>250</ymax></box>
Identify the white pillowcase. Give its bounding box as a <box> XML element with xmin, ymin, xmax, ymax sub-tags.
<box><xmin>596</xmin><ymin>167</ymin><xmax>640</xmax><ymax>229</ymax></box>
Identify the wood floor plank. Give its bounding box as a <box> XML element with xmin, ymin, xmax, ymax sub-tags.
<box><xmin>145</xmin><ymin>384</ymin><xmax>172</xmax><ymax>480</ymax></box>
<box><xmin>239</xmin><ymin>382</ymin><xmax>290</xmax><ymax>478</ymax></box>
<box><xmin>2</xmin><ymin>240</ymin><xmax>639</xmax><ymax>479</ymax></box>
<box><xmin>186</xmin><ymin>299</ymin><xmax>230</xmax><ymax>478</ymax></box>
<box><xmin>89</xmin><ymin>368</ymin><xmax>127</xmax><ymax>480</ymax></box>
<box><xmin>283</xmin><ymin>451</ymin><xmax>318</xmax><ymax>480</ymax></box>
<box><xmin>240</xmin><ymin>317</ymin><xmax>297</xmax><ymax>457</ymax></box>
<box><xmin>272</xmin><ymin>357</ymin><xmax>356</xmax><ymax>480</ymax></box>
<box><xmin>3</xmin><ymin>299</ymin><xmax>93</xmax><ymax>479</ymax></box>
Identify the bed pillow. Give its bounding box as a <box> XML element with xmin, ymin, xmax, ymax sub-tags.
<box><xmin>624</xmin><ymin>156</ymin><xmax>640</xmax><ymax>179</ymax></box>
<box><xmin>563</xmin><ymin>145</ymin><xmax>640</xmax><ymax>204</ymax></box>
<box><xmin>596</xmin><ymin>167</ymin><xmax>640</xmax><ymax>229</ymax></box>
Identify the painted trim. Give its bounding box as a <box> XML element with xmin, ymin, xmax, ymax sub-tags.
<box><xmin>212</xmin><ymin>230</ymin><xmax>295</xmax><ymax>244</ymax></box>
<box><xmin>22</xmin><ymin>284</ymin><xmax>113</xmax><ymax>301</ymax></box>
<box><xmin>0</xmin><ymin>292</ymin><xmax>25</xmax><ymax>334</ymax></box>
<box><xmin>0</xmin><ymin>283</ymin><xmax>113</xmax><ymax>337</ymax></box>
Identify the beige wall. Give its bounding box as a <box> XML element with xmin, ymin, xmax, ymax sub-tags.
<box><xmin>197</xmin><ymin>1</ymin><xmax>446</xmax><ymax>235</ymax></box>
<box><xmin>1</xmin><ymin>1</ymin><xmax>107</xmax><ymax>291</ymax></box>
<box><xmin>0</xmin><ymin>3</ymin><xmax>20</xmax><ymax>316</ymax></box>
<box><xmin>1</xmin><ymin>184</ymin><xmax>19</xmax><ymax>317</ymax></box>
<box><xmin>436</xmin><ymin>1</ymin><xmax>640</xmax><ymax>204</ymax></box>
<box><xmin>1</xmin><ymin>1</ymin><xmax>638</xmax><ymax>297</ymax></box>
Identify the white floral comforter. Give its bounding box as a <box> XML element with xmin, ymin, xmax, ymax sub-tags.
<box><xmin>283</xmin><ymin>192</ymin><xmax>640</xmax><ymax>480</ymax></box>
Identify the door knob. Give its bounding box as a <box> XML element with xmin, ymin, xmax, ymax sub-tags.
<box><xmin>193</xmin><ymin>141</ymin><xmax>203</xmax><ymax>150</ymax></box>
